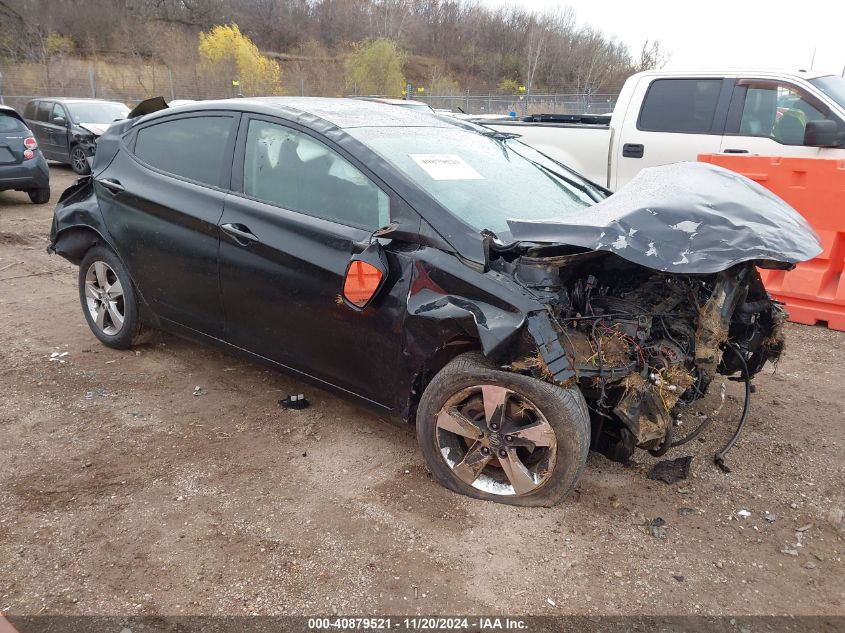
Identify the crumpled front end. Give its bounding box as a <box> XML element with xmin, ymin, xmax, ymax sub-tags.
<box><xmin>495</xmin><ymin>248</ymin><xmax>787</xmax><ymax>464</ymax></box>
<box><xmin>488</xmin><ymin>162</ymin><xmax>820</xmax><ymax>465</ymax></box>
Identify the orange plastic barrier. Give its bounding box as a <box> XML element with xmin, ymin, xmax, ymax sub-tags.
<box><xmin>699</xmin><ymin>154</ymin><xmax>845</xmax><ymax>331</ymax></box>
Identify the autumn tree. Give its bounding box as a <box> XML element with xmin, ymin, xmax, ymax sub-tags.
<box><xmin>345</xmin><ymin>38</ymin><xmax>405</xmax><ymax>96</ymax></box>
<box><xmin>198</xmin><ymin>23</ymin><xmax>282</xmax><ymax>96</ymax></box>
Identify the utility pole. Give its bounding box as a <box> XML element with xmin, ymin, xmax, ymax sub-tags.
<box><xmin>88</xmin><ymin>65</ymin><xmax>96</xmax><ymax>97</ymax></box>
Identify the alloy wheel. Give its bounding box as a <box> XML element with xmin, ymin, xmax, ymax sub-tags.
<box><xmin>71</xmin><ymin>147</ymin><xmax>88</xmax><ymax>174</ymax></box>
<box><xmin>435</xmin><ymin>385</ymin><xmax>557</xmax><ymax>496</ymax></box>
<box><xmin>84</xmin><ymin>261</ymin><xmax>125</xmax><ymax>336</ymax></box>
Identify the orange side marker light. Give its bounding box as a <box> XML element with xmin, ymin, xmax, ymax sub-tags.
<box><xmin>343</xmin><ymin>260</ymin><xmax>384</xmax><ymax>308</ymax></box>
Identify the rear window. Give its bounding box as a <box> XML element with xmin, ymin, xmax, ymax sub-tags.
<box><xmin>133</xmin><ymin>115</ymin><xmax>233</xmax><ymax>187</ymax></box>
<box><xmin>24</xmin><ymin>101</ymin><xmax>36</xmax><ymax>120</ymax></box>
<box><xmin>0</xmin><ymin>111</ymin><xmax>27</xmax><ymax>132</ymax></box>
<box><xmin>638</xmin><ymin>78</ymin><xmax>723</xmax><ymax>133</ymax></box>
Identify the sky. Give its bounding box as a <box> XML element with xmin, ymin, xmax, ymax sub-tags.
<box><xmin>481</xmin><ymin>0</ymin><xmax>845</xmax><ymax>76</ymax></box>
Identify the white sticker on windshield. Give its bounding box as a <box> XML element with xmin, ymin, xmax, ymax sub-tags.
<box><xmin>409</xmin><ymin>154</ymin><xmax>483</xmax><ymax>181</ymax></box>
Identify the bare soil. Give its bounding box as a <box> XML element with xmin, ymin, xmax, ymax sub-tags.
<box><xmin>1</xmin><ymin>167</ymin><xmax>843</xmax><ymax>617</ymax></box>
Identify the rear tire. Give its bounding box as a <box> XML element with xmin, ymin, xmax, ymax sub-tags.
<box><xmin>28</xmin><ymin>186</ymin><xmax>50</xmax><ymax>204</ymax></box>
<box><xmin>416</xmin><ymin>352</ymin><xmax>590</xmax><ymax>507</ymax></box>
<box><xmin>78</xmin><ymin>245</ymin><xmax>148</xmax><ymax>349</ymax></box>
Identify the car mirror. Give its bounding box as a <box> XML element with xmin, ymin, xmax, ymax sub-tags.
<box><xmin>803</xmin><ymin>119</ymin><xmax>839</xmax><ymax>147</ymax></box>
<box><xmin>52</xmin><ymin>116</ymin><xmax>67</xmax><ymax>126</ymax></box>
<box><xmin>342</xmin><ymin>241</ymin><xmax>389</xmax><ymax>311</ymax></box>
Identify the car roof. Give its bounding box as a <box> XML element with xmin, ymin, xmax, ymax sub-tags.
<box><xmin>29</xmin><ymin>98</ymin><xmax>127</xmax><ymax>105</ymax></box>
<box><xmin>354</xmin><ymin>96</ymin><xmax>429</xmax><ymax>106</ymax></box>
<box><xmin>155</xmin><ymin>96</ymin><xmax>455</xmax><ymax>130</ymax></box>
<box><xmin>632</xmin><ymin>68</ymin><xmax>832</xmax><ymax>81</ymax></box>
<box><xmin>0</xmin><ymin>104</ymin><xmax>25</xmax><ymax>121</ymax></box>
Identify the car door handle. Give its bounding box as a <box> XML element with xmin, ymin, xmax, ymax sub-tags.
<box><xmin>96</xmin><ymin>178</ymin><xmax>125</xmax><ymax>194</ymax></box>
<box><xmin>221</xmin><ymin>222</ymin><xmax>258</xmax><ymax>245</ymax></box>
<box><xmin>723</xmin><ymin>148</ymin><xmax>749</xmax><ymax>154</ymax></box>
<box><xmin>622</xmin><ymin>143</ymin><xmax>644</xmax><ymax>158</ymax></box>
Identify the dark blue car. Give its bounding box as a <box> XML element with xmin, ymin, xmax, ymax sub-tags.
<box><xmin>0</xmin><ymin>104</ymin><xmax>50</xmax><ymax>204</ymax></box>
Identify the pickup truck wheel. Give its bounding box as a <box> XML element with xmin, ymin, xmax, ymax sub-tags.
<box><xmin>78</xmin><ymin>246</ymin><xmax>147</xmax><ymax>349</ymax></box>
<box><xmin>70</xmin><ymin>145</ymin><xmax>90</xmax><ymax>175</ymax></box>
<box><xmin>28</xmin><ymin>186</ymin><xmax>50</xmax><ymax>204</ymax></box>
<box><xmin>416</xmin><ymin>353</ymin><xmax>590</xmax><ymax>506</ymax></box>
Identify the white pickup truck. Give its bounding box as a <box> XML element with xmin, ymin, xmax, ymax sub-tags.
<box><xmin>482</xmin><ymin>69</ymin><xmax>845</xmax><ymax>190</ymax></box>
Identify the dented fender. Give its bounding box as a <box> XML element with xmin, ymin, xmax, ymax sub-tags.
<box><xmin>48</xmin><ymin>176</ymin><xmax>117</xmax><ymax>263</ymax></box>
<box><xmin>396</xmin><ymin>247</ymin><xmax>553</xmax><ymax>419</ymax></box>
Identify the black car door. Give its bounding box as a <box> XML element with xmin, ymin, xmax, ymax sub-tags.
<box><xmin>95</xmin><ymin>112</ymin><xmax>239</xmax><ymax>338</ymax></box>
<box><xmin>218</xmin><ymin>115</ymin><xmax>409</xmax><ymax>406</ymax></box>
<box><xmin>48</xmin><ymin>103</ymin><xmax>70</xmax><ymax>159</ymax></box>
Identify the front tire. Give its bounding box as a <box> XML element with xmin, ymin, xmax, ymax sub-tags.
<box><xmin>78</xmin><ymin>245</ymin><xmax>145</xmax><ymax>349</ymax></box>
<box><xmin>70</xmin><ymin>145</ymin><xmax>90</xmax><ymax>175</ymax></box>
<box><xmin>28</xmin><ymin>186</ymin><xmax>50</xmax><ymax>204</ymax></box>
<box><xmin>416</xmin><ymin>353</ymin><xmax>590</xmax><ymax>507</ymax></box>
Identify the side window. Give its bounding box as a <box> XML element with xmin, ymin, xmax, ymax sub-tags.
<box><xmin>36</xmin><ymin>102</ymin><xmax>52</xmax><ymax>123</ymax></box>
<box><xmin>51</xmin><ymin>103</ymin><xmax>67</xmax><ymax>123</ymax></box>
<box><xmin>731</xmin><ymin>81</ymin><xmax>837</xmax><ymax>145</ymax></box>
<box><xmin>638</xmin><ymin>78</ymin><xmax>722</xmax><ymax>133</ymax></box>
<box><xmin>24</xmin><ymin>102</ymin><xmax>36</xmax><ymax>120</ymax></box>
<box><xmin>242</xmin><ymin>119</ymin><xmax>389</xmax><ymax>229</ymax></box>
<box><xmin>134</xmin><ymin>115</ymin><xmax>232</xmax><ymax>187</ymax></box>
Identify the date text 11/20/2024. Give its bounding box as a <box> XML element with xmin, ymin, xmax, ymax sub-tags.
<box><xmin>307</xmin><ymin>617</ymin><xmax>528</xmax><ymax>630</ymax></box>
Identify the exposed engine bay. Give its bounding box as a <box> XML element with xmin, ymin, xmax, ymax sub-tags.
<box><xmin>494</xmin><ymin>245</ymin><xmax>787</xmax><ymax>467</ymax></box>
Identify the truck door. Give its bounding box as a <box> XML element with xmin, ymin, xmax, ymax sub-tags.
<box><xmin>612</xmin><ymin>77</ymin><xmax>733</xmax><ymax>190</ymax></box>
<box><xmin>720</xmin><ymin>79</ymin><xmax>845</xmax><ymax>157</ymax></box>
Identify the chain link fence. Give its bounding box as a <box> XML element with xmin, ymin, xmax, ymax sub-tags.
<box><xmin>0</xmin><ymin>60</ymin><xmax>618</xmax><ymax>117</ymax></box>
<box><xmin>0</xmin><ymin>60</ymin><xmax>240</xmax><ymax>114</ymax></box>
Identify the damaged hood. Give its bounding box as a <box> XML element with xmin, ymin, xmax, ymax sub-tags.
<box><xmin>507</xmin><ymin>162</ymin><xmax>822</xmax><ymax>274</ymax></box>
<box><xmin>78</xmin><ymin>123</ymin><xmax>109</xmax><ymax>136</ymax></box>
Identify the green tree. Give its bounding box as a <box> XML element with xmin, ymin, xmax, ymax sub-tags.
<box><xmin>429</xmin><ymin>73</ymin><xmax>460</xmax><ymax>96</ymax></box>
<box><xmin>45</xmin><ymin>33</ymin><xmax>74</xmax><ymax>57</ymax></box>
<box><xmin>496</xmin><ymin>78</ymin><xmax>520</xmax><ymax>94</ymax></box>
<box><xmin>345</xmin><ymin>38</ymin><xmax>405</xmax><ymax>96</ymax></box>
<box><xmin>198</xmin><ymin>24</ymin><xmax>282</xmax><ymax>96</ymax></box>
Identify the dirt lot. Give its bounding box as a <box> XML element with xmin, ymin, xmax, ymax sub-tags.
<box><xmin>1</xmin><ymin>166</ymin><xmax>844</xmax><ymax>617</ymax></box>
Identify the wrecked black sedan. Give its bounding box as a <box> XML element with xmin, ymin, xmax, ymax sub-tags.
<box><xmin>48</xmin><ymin>98</ymin><xmax>821</xmax><ymax>506</ymax></box>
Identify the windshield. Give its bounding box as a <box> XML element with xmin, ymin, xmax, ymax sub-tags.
<box><xmin>349</xmin><ymin>126</ymin><xmax>604</xmax><ymax>235</ymax></box>
<box><xmin>66</xmin><ymin>102</ymin><xmax>129</xmax><ymax>124</ymax></box>
<box><xmin>809</xmin><ymin>75</ymin><xmax>845</xmax><ymax>111</ymax></box>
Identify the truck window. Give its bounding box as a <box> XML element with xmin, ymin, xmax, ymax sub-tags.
<box><xmin>638</xmin><ymin>79</ymin><xmax>722</xmax><ymax>133</ymax></box>
<box><xmin>727</xmin><ymin>81</ymin><xmax>838</xmax><ymax>145</ymax></box>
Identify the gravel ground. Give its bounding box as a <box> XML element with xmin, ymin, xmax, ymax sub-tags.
<box><xmin>1</xmin><ymin>167</ymin><xmax>843</xmax><ymax>617</ymax></box>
